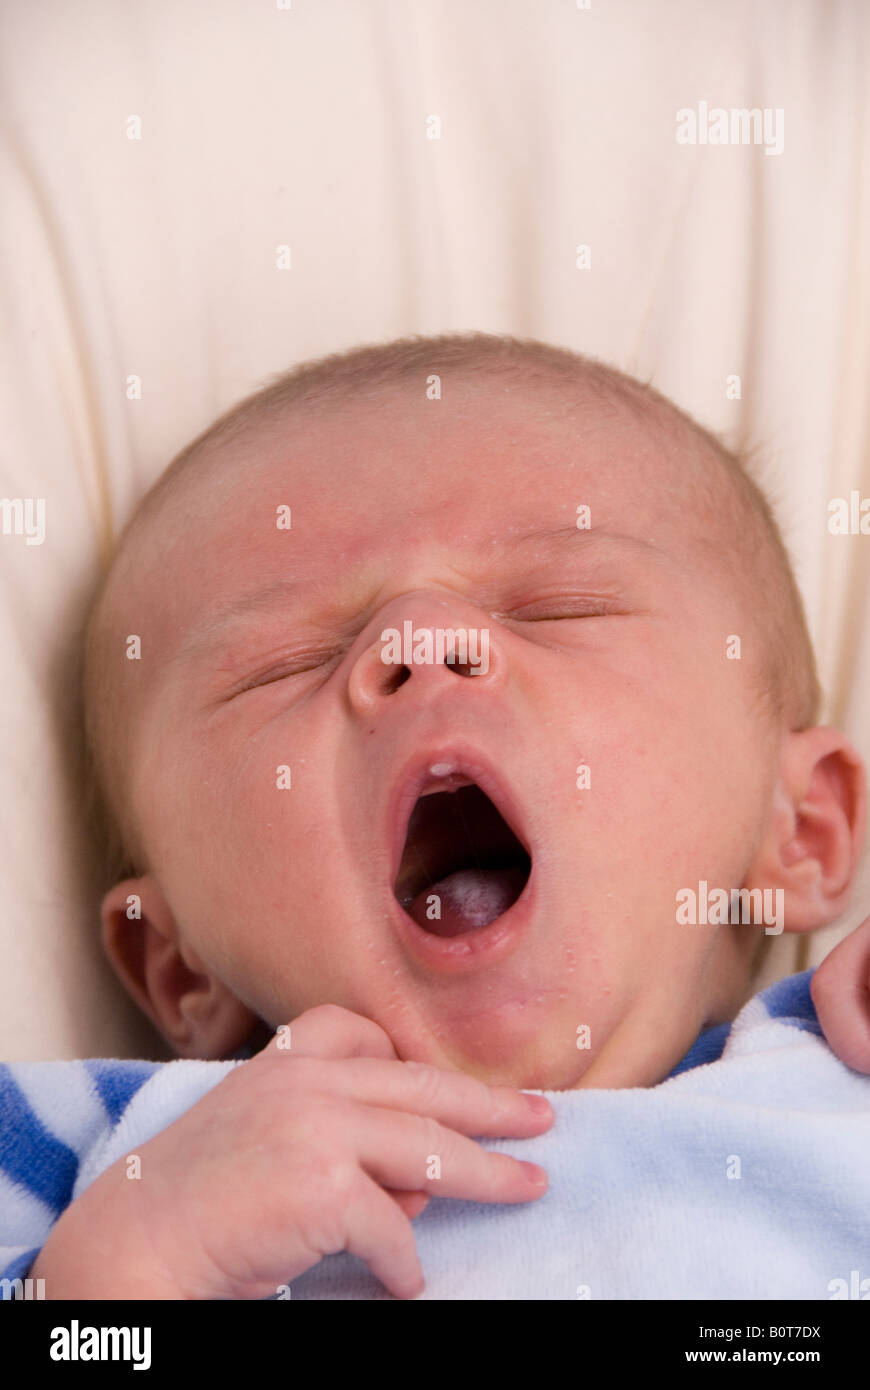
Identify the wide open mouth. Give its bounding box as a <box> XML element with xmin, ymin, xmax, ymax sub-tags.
<box><xmin>394</xmin><ymin>784</ymin><xmax>532</xmax><ymax>938</ymax></box>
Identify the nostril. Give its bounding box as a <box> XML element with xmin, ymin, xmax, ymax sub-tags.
<box><xmin>446</xmin><ymin>657</ymin><xmax>479</xmax><ymax>678</ymax></box>
<box><xmin>386</xmin><ymin>659</ymin><xmax>476</xmax><ymax>686</ymax></box>
<box><xmin>386</xmin><ymin>665</ymin><xmax>411</xmax><ymax>693</ymax></box>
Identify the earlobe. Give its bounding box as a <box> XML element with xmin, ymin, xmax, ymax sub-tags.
<box><xmin>100</xmin><ymin>876</ymin><xmax>261</xmax><ymax>1058</ymax></box>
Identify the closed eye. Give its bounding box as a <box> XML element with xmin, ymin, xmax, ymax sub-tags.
<box><xmin>222</xmin><ymin>650</ymin><xmax>340</xmax><ymax>700</ymax></box>
<box><xmin>493</xmin><ymin>599</ymin><xmax>625</xmax><ymax>622</ymax></box>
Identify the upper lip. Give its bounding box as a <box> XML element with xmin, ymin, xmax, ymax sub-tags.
<box><xmin>386</xmin><ymin>744</ymin><xmax>533</xmax><ymax>904</ymax></box>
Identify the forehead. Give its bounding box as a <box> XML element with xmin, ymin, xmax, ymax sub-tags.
<box><xmin>156</xmin><ymin>377</ymin><xmax>687</xmax><ymax>542</ymax></box>
<box><xmin>113</xmin><ymin>377</ymin><xmax>705</xmax><ymax>655</ymax></box>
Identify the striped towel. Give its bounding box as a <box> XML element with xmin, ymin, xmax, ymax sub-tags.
<box><xmin>2</xmin><ymin>970</ymin><xmax>869</xmax><ymax>1299</ymax></box>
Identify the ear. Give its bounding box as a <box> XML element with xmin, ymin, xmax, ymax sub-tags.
<box><xmin>101</xmin><ymin>876</ymin><xmax>263</xmax><ymax>1059</ymax></box>
<box><xmin>742</xmin><ymin>726</ymin><xmax>867</xmax><ymax>933</ymax></box>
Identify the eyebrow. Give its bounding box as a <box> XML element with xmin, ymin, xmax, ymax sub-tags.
<box><xmin>177</xmin><ymin>576</ymin><xmax>303</xmax><ymax>659</ymax></box>
<box><xmin>177</xmin><ymin>526</ymin><xmax>660</xmax><ymax>659</ymax></box>
<box><xmin>510</xmin><ymin>524</ymin><xmax>657</xmax><ymax>553</ymax></box>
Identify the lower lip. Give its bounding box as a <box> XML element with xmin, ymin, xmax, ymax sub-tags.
<box><xmin>388</xmin><ymin>869</ymin><xmax>536</xmax><ymax>976</ymax></box>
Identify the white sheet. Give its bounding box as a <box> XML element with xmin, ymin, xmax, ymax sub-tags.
<box><xmin>1</xmin><ymin>0</ymin><xmax>868</xmax><ymax>1058</ymax></box>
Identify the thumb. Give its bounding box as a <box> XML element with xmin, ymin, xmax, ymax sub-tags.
<box><xmin>256</xmin><ymin>1003</ymin><xmax>401</xmax><ymax>1062</ymax></box>
<box><xmin>388</xmin><ymin>1191</ymin><xmax>431</xmax><ymax>1221</ymax></box>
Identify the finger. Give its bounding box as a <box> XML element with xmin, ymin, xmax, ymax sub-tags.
<box><xmin>811</xmin><ymin>918</ymin><xmax>870</xmax><ymax>1073</ymax></box>
<box><xmin>344</xmin><ymin>1174</ymin><xmax>425</xmax><ymax>1299</ymax></box>
<box><xmin>263</xmin><ymin>1054</ymin><xmax>554</xmax><ymax>1139</ymax></box>
<box><xmin>350</xmin><ymin>1102</ymin><xmax>549</xmax><ymax>1205</ymax></box>
<box><xmin>388</xmin><ymin>1190</ymin><xmax>431</xmax><ymax>1220</ymax></box>
<box><xmin>257</xmin><ymin>1004</ymin><xmax>401</xmax><ymax>1063</ymax></box>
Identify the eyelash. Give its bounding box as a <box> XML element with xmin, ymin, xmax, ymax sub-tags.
<box><xmin>496</xmin><ymin>602</ymin><xmax>617</xmax><ymax>622</ymax></box>
<box><xmin>229</xmin><ymin>651</ymin><xmax>340</xmax><ymax>696</ymax></box>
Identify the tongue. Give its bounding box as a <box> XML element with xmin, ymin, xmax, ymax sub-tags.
<box><xmin>405</xmin><ymin>867</ymin><xmax>527</xmax><ymax>937</ymax></box>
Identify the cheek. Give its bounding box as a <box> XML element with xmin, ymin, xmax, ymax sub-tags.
<box><xmin>193</xmin><ymin>719</ymin><xmax>354</xmax><ymax>908</ymax></box>
<box><xmin>131</xmin><ymin>719</ymin><xmax>289</xmax><ymax>932</ymax></box>
<box><xmin>553</xmin><ymin>655</ymin><xmax>767</xmax><ymax>888</ymax></box>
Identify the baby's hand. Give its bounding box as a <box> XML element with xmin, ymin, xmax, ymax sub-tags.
<box><xmin>810</xmin><ymin>915</ymin><xmax>870</xmax><ymax>1073</ymax></box>
<box><xmin>30</xmin><ymin>1005</ymin><xmax>554</xmax><ymax>1300</ymax></box>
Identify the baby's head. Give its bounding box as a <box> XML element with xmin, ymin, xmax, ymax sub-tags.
<box><xmin>81</xmin><ymin>333</ymin><xmax>866</xmax><ymax>1089</ymax></box>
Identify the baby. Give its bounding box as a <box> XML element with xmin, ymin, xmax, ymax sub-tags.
<box><xmin>6</xmin><ymin>332</ymin><xmax>870</xmax><ymax>1300</ymax></box>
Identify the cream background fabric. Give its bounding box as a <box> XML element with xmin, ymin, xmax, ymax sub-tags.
<box><xmin>1</xmin><ymin>0</ymin><xmax>868</xmax><ymax>1059</ymax></box>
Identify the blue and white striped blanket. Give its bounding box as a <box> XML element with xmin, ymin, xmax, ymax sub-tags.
<box><xmin>2</xmin><ymin>970</ymin><xmax>869</xmax><ymax>1299</ymax></box>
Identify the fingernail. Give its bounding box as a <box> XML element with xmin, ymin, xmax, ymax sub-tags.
<box><xmin>521</xmin><ymin>1162</ymin><xmax>548</xmax><ymax>1187</ymax></box>
<box><xmin>525</xmin><ymin>1094</ymin><xmax>552</xmax><ymax>1116</ymax></box>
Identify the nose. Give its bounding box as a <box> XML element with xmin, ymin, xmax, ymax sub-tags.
<box><xmin>346</xmin><ymin>596</ymin><xmax>499</xmax><ymax>715</ymax></box>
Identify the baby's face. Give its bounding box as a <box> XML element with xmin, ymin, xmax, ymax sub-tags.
<box><xmin>117</xmin><ymin>379</ymin><xmax>775</xmax><ymax>1088</ymax></box>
